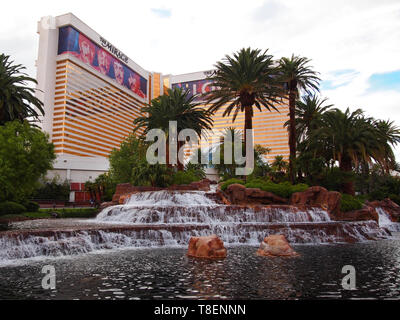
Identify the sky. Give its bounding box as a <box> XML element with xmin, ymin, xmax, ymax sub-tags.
<box><xmin>1</xmin><ymin>0</ymin><xmax>400</xmax><ymax>157</ymax></box>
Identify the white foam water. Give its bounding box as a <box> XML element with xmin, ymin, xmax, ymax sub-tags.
<box><xmin>376</xmin><ymin>207</ymin><xmax>400</xmax><ymax>232</ymax></box>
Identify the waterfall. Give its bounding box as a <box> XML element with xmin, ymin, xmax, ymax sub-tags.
<box><xmin>0</xmin><ymin>191</ymin><xmax>393</xmax><ymax>264</ymax></box>
<box><xmin>376</xmin><ymin>207</ymin><xmax>400</xmax><ymax>232</ymax></box>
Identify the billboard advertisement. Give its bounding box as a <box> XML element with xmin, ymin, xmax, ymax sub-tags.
<box><xmin>58</xmin><ymin>26</ymin><xmax>147</xmax><ymax>99</ymax></box>
<box><xmin>172</xmin><ymin>79</ymin><xmax>215</xmax><ymax>101</ymax></box>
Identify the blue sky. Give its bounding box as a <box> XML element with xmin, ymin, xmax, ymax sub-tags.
<box><xmin>151</xmin><ymin>8</ymin><xmax>172</xmax><ymax>18</ymax></box>
<box><xmin>368</xmin><ymin>70</ymin><xmax>400</xmax><ymax>92</ymax></box>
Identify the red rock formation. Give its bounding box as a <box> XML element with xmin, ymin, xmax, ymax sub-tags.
<box><xmin>113</xmin><ymin>184</ymin><xmax>163</xmax><ymax>203</ymax></box>
<box><xmin>367</xmin><ymin>199</ymin><xmax>400</xmax><ymax>222</ymax></box>
<box><xmin>187</xmin><ymin>235</ymin><xmax>227</xmax><ymax>259</ymax></box>
<box><xmin>291</xmin><ymin>186</ymin><xmax>342</xmax><ymax>219</ymax></box>
<box><xmin>225</xmin><ymin>184</ymin><xmax>288</xmax><ymax>205</ymax></box>
<box><xmin>257</xmin><ymin>234</ymin><xmax>299</xmax><ymax>257</ymax></box>
<box><xmin>216</xmin><ymin>190</ymin><xmax>231</xmax><ymax>205</ymax></box>
<box><xmin>341</xmin><ymin>206</ymin><xmax>379</xmax><ymax>223</ymax></box>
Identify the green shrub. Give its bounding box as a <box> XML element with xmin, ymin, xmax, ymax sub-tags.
<box><xmin>171</xmin><ymin>171</ymin><xmax>199</xmax><ymax>185</ymax></box>
<box><xmin>340</xmin><ymin>194</ymin><xmax>363</xmax><ymax>212</ymax></box>
<box><xmin>389</xmin><ymin>194</ymin><xmax>400</xmax><ymax>206</ymax></box>
<box><xmin>0</xmin><ymin>202</ymin><xmax>27</xmax><ymax>216</ymax></box>
<box><xmin>32</xmin><ymin>178</ymin><xmax>70</xmax><ymax>201</ymax></box>
<box><xmin>245</xmin><ymin>180</ymin><xmax>309</xmax><ymax>199</ymax></box>
<box><xmin>23</xmin><ymin>201</ymin><xmax>40</xmax><ymax>212</ymax></box>
<box><xmin>220</xmin><ymin>178</ymin><xmax>245</xmax><ymax>191</ymax></box>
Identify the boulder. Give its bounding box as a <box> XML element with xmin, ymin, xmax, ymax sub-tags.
<box><xmin>225</xmin><ymin>184</ymin><xmax>287</xmax><ymax>205</ymax></box>
<box><xmin>187</xmin><ymin>235</ymin><xmax>227</xmax><ymax>259</ymax></box>
<box><xmin>257</xmin><ymin>234</ymin><xmax>299</xmax><ymax>257</ymax></box>
<box><xmin>245</xmin><ymin>188</ymin><xmax>288</xmax><ymax>204</ymax></box>
<box><xmin>291</xmin><ymin>186</ymin><xmax>341</xmax><ymax>219</ymax></box>
<box><xmin>342</xmin><ymin>206</ymin><xmax>379</xmax><ymax>223</ymax></box>
<box><xmin>367</xmin><ymin>199</ymin><xmax>400</xmax><ymax>222</ymax></box>
<box><xmin>226</xmin><ymin>184</ymin><xmax>247</xmax><ymax>203</ymax></box>
<box><xmin>189</xmin><ymin>179</ymin><xmax>211</xmax><ymax>192</ymax></box>
<box><xmin>216</xmin><ymin>190</ymin><xmax>231</xmax><ymax>205</ymax></box>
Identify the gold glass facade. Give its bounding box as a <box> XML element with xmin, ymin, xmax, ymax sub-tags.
<box><xmin>206</xmin><ymin>103</ymin><xmax>289</xmax><ymax>162</ymax></box>
<box><xmin>51</xmin><ymin>59</ymin><xmax>146</xmax><ymax>157</ymax></box>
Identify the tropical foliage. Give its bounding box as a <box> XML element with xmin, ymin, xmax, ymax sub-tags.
<box><xmin>299</xmin><ymin>107</ymin><xmax>400</xmax><ymax>195</ymax></box>
<box><xmin>134</xmin><ymin>87</ymin><xmax>213</xmax><ymax>170</ymax></box>
<box><xmin>203</xmin><ymin>48</ymin><xmax>282</xmax><ymax>150</ymax></box>
<box><xmin>0</xmin><ymin>54</ymin><xmax>44</xmax><ymax>126</ymax></box>
<box><xmin>0</xmin><ymin>121</ymin><xmax>55</xmax><ymax>203</ymax></box>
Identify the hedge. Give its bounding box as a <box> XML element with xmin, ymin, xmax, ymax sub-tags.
<box><xmin>0</xmin><ymin>202</ymin><xmax>27</xmax><ymax>216</ymax></box>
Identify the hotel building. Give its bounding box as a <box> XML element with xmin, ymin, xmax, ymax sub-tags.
<box><xmin>36</xmin><ymin>13</ymin><xmax>289</xmax><ymax>201</ymax></box>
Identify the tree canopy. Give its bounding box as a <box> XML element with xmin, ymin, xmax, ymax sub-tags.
<box><xmin>0</xmin><ymin>54</ymin><xmax>44</xmax><ymax>126</ymax></box>
<box><xmin>0</xmin><ymin>121</ymin><xmax>55</xmax><ymax>202</ymax></box>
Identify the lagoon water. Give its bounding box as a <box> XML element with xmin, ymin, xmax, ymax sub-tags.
<box><xmin>1</xmin><ymin>239</ymin><xmax>400</xmax><ymax>300</ymax></box>
<box><xmin>1</xmin><ymin>190</ymin><xmax>399</xmax><ymax>300</ymax></box>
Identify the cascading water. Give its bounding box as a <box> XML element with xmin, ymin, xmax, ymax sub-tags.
<box><xmin>376</xmin><ymin>207</ymin><xmax>400</xmax><ymax>232</ymax></box>
<box><xmin>0</xmin><ymin>190</ymin><xmax>393</xmax><ymax>264</ymax></box>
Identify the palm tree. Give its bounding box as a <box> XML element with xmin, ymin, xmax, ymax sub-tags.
<box><xmin>285</xmin><ymin>94</ymin><xmax>333</xmax><ymax>143</ymax></box>
<box><xmin>134</xmin><ymin>87</ymin><xmax>214</xmax><ymax>170</ymax></box>
<box><xmin>203</xmin><ymin>48</ymin><xmax>282</xmax><ymax>156</ymax></box>
<box><xmin>0</xmin><ymin>54</ymin><xmax>44</xmax><ymax>125</ymax></box>
<box><xmin>278</xmin><ymin>55</ymin><xmax>321</xmax><ymax>184</ymax></box>
<box><xmin>272</xmin><ymin>155</ymin><xmax>288</xmax><ymax>172</ymax></box>
<box><xmin>373</xmin><ymin>119</ymin><xmax>400</xmax><ymax>173</ymax></box>
<box><xmin>310</xmin><ymin>108</ymin><xmax>386</xmax><ymax>195</ymax></box>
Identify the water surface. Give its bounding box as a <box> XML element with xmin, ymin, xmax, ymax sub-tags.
<box><xmin>1</xmin><ymin>240</ymin><xmax>399</xmax><ymax>300</ymax></box>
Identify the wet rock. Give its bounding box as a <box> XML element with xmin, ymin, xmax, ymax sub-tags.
<box><xmin>342</xmin><ymin>206</ymin><xmax>379</xmax><ymax>223</ymax></box>
<box><xmin>291</xmin><ymin>186</ymin><xmax>341</xmax><ymax>219</ymax></box>
<box><xmin>257</xmin><ymin>234</ymin><xmax>299</xmax><ymax>257</ymax></box>
<box><xmin>216</xmin><ymin>190</ymin><xmax>231</xmax><ymax>205</ymax></box>
<box><xmin>226</xmin><ymin>184</ymin><xmax>246</xmax><ymax>202</ymax></box>
<box><xmin>367</xmin><ymin>199</ymin><xmax>400</xmax><ymax>222</ymax></box>
<box><xmin>188</xmin><ymin>179</ymin><xmax>211</xmax><ymax>192</ymax></box>
<box><xmin>187</xmin><ymin>235</ymin><xmax>227</xmax><ymax>259</ymax></box>
<box><xmin>225</xmin><ymin>184</ymin><xmax>287</xmax><ymax>205</ymax></box>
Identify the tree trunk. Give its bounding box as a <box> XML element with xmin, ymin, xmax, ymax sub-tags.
<box><xmin>166</xmin><ymin>139</ymin><xmax>170</xmax><ymax>167</ymax></box>
<box><xmin>244</xmin><ymin>105</ymin><xmax>253</xmax><ymax>180</ymax></box>
<box><xmin>177</xmin><ymin>139</ymin><xmax>185</xmax><ymax>171</ymax></box>
<box><xmin>288</xmin><ymin>90</ymin><xmax>297</xmax><ymax>184</ymax></box>
<box><xmin>339</xmin><ymin>156</ymin><xmax>355</xmax><ymax>196</ymax></box>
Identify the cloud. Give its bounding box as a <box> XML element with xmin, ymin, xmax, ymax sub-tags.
<box><xmin>253</xmin><ymin>0</ymin><xmax>287</xmax><ymax>21</ymax></box>
<box><xmin>151</xmin><ymin>8</ymin><xmax>172</xmax><ymax>18</ymax></box>
<box><xmin>321</xmin><ymin>70</ymin><xmax>360</xmax><ymax>90</ymax></box>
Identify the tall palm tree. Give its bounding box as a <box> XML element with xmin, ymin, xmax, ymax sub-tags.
<box><xmin>134</xmin><ymin>87</ymin><xmax>214</xmax><ymax>170</ymax></box>
<box><xmin>278</xmin><ymin>55</ymin><xmax>321</xmax><ymax>184</ymax></box>
<box><xmin>0</xmin><ymin>54</ymin><xmax>44</xmax><ymax>125</ymax></box>
<box><xmin>203</xmin><ymin>48</ymin><xmax>282</xmax><ymax>156</ymax></box>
